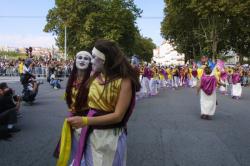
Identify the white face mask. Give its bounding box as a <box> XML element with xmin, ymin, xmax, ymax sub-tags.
<box><xmin>75</xmin><ymin>51</ymin><xmax>91</xmax><ymax>70</ymax></box>
<box><xmin>91</xmin><ymin>54</ymin><xmax>105</xmax><ymax>72</ymax></box>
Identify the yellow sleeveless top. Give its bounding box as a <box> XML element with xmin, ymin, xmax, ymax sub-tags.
<box><xmin>197</xmin><ymin>68</ymin><xmax>203</xmax><ymax>79</ymax></box>
<box><xmin>166</xmin><ymin>68</ymin><xmax>172</xmax><ymax>79</ymax></box>
<box><xmin>88</xmin><ymin>76</ymin><xmax>122</xmax><ymax>112</ymax></box>
<box><xmin>18</xmin><ymin>63</ymin><xmax>23</xmax><ymax>74</ymax></box>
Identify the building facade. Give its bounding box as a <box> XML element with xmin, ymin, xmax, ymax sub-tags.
<box><xmin>153</xmin><ymin>41</ymin><xmax>185</xmax><ymax>66</ymax></box>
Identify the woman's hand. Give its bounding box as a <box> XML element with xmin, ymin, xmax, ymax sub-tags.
<box><xmin>67</xmin><ymin>116</ymin><xmax>85</xmax><ymax>128</ymax></box>
<box><xmin>69</xmin><ymin>108</ymin><xmax>76</xmax><ymax>113</ymax></box>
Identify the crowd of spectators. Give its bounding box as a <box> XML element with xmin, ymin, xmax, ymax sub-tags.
<box><xmin>0</xmin><ymin>58</ymin><xmax>73</xmax><ymax>78</ymax></box>
<box><xmin>0</xmin><ymin>57</ymin><xmax>74</xmax><ymax>139</ymax></box>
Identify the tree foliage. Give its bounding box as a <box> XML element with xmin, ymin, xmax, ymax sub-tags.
<box><xmin>0</xmin><ymin>51</ymin><xmax>26</xmax><ymax>59</ymax></box>
<box><xmin>134</xmin><ymin>33</ymin><xmax>156</xmax><ymax>62</ymax></box>
<box><xmin>161</xmin><ymin>0</ymin><xmax>250</xmax><ymax>63</ymax></box>
<box><xmin>44</xmin><ymin>0</ymin><xmax>155</xmax><ymax>61</ymax></box>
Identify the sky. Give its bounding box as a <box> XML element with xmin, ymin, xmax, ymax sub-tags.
<box><xmin>0</xmin><ymin>0</ymin><xmax>164</xmax><ymax>48</ymax></box>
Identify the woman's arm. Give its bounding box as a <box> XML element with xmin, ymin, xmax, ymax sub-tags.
<box><xmin>197</xmin><ymin>80</ymin><xmax>201</xmax><ymax>95</ymax></box>
<box><xmin>67</xmin><ymin>78</ymin><xmax>132</xmax><ymax>128</ymax></box>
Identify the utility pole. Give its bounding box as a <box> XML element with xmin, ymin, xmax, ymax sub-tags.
<box><xmin>64</xmin><ymin>26</ymin><xmax>67</xmax><ymax>60</ymax></box>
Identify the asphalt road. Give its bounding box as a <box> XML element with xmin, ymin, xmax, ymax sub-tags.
<box><xmin>0</xmin><ymin>79</ymin><xmax>250</xmax><ymax>166</ymax></box>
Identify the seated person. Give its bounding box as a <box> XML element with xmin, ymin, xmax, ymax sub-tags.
<box><xmin>50</xmin><ymin>72</ymin><xmax>62</xmax><ymax>89</ymax></box>
<box><xmin>0</xmin><ymin>82</ymin><xmax>21</xmax><ymax>134</ymax></box>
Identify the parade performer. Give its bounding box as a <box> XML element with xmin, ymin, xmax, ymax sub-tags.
<box><xmin>197</xmin><ymin>66</ymin><xmax>217</xmax><ymax>120</ymax></box>
<box><xmin>166</xmin><ymin>66</ymin><xmax>172</xmax><ymax>87</ymax></box>
<box><xmin>219</xmin><ymin>71</ymin><xmax>228</xmax><ymax>95</ymax></box>
<box><xmin>159</xmin><ymin>66</ymin><xmax>167</xmax><ymax>88</ymax></box>
<box><xmin>231</xmin><ymin>68</ymin><xmax>242</xmax><ymax>99</ymax></box>
<box><xmin>191</xmin><ymin>63</ymin><xmax>198</xmax><ymax>87</ymax></box>
<box><xmin>179</xmin><ymin>66</ymin><xmax>185</xmax><ymax>87</ymax></box>
<box><xmin>150</xmin><ymin>64</ymin><xmax>159</xmax><ymax>95</ymax></box>
<box><xmin>131</xmin><ymin>56</ymin><xmax>141</xmax><ymax>100</ymax></box>
<box><xmin>139</xmin><ymin>64</ymin><xmax>144</xmax><ymax>82</ymax></box>
<box><xmin>172</xmin><ymin>66</ymin><xmax>179</xmax><ymax>88</ymax></box>
<box><xmin>66</xmin><ymin>39</ymin><xmax>141</xmax><ymax>166</ymax></box>
<box><xmin>197</xmin><ymin>54</ymin><xmax>215</xmax><ymax>80</ymax></box>
<box><xmin>55</xmin><ymin>51</ymin><xmax>92</xmax><ymax>166</ymax></box>
<box><xmin>216</xmin><ymin>60</ymin><xmax>228</xmax><ymax>95</ymax></box>
<box><xmin>141</xmin><ymin>63</ymin><xmax>152</xmax><ymax>97</ymax></box>
<box><xmin>184</xmin><ymin>66</ymin><xmax>190</xmax><ymax>87</ymax></box>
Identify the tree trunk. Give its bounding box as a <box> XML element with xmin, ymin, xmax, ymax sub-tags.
<box><xmin>211</xmin><ymin>28</ymin><xmax>218</xmax><ymax>62</ymax></box>
<box><xmin>192</xmin><ymin>45</ymin><xmax>196</xmax><ymax>59</ymax></box>
<box><xmin>239</xmin><ymin>53</ymin><xmax>244</xmax><ymax>64</ymax></box>
<box><xmin>212</xmin><ymin>40</ymin><xmax>218</xmax><ymax>61</ymax></box>
<box><xmin>184</xmin><ymin>53</ymin><xmax>189</xmax><ymax>64</ymax></box>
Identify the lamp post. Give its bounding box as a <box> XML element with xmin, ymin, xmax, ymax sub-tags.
<box><xmin>64</xmin><ymin>26</ymin><xmax>67</xmax><ymax>60</ymax></box>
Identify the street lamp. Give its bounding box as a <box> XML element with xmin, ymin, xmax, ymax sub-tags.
<box><xmin>64</xmin><ymin>25</ymin><xmax>67</xmax><ymax>60</ymax></box>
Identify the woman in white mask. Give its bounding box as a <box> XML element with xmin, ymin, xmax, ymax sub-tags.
<box><xmin>55</xmin><ymin>51</ymin><xmax>92</xmax><ymax>166</ymax></box>
<box><xmin>67</xmin><ymin>40</ymin><xmax>141</xmax><ymax>166</ymax></box>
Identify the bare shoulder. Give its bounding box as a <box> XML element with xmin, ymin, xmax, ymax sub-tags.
<box><xmin>121</xmin><ymin>78</ymin><xmax>132</xmax><ymax>89</ymax></box>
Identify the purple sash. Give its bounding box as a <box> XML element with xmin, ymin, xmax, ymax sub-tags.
<box><xmin>232</xmin><ymin>73</ymin><xmax>240</xmax><ymax>84</ymax></box>
<box><xmin>220</xmin><ymin>71</ymin><xmax>228</xmax><ymax>81</ymax></box>
<box><xmin>73</xmin><ymin>110</ymin><xmax>96</xmax><ymax>166</ymax></box>
<box><xmin>200</xmin><ymin>75</ymin><xmax>217</xmax><ymax>95</ymax></box>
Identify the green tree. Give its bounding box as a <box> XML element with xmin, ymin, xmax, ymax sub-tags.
<box><xmin>0</xmin><ymin>51</ymin><xmax>26</xmax><ymax>59</ymax></box>
<box><xmin>134</xmin><ymin>33</ymin><xmax>156</xmax><ymax>62</ymax></box>
<box><xmin>44</xmin><ymin>0</ymin><xmax>142</xmax><ymax>57</ymax></box>
<box><xmin>161</xmin><ymin>0</ymin><xmax>250</xmax><ymax>62</ymax></box>
<box><xmin>161</xmin><ymin>0</ymin><xmax>201</xmax><ymax>62</ymax></box>
<box><xmin>224</xmin><ymin>1</ymin><xmax>250</xmax><ymax>64</ymax></box>
<box><xmin>188</xmin><ymin>0</ymin><xmax>234</xmax><ymax>60</ymax></box>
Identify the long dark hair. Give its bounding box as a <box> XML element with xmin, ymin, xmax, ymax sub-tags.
<box><xmin>65</xmin><ymin>60</ymin><xmax>92</xmax><ymax>111</ymax></box>
<box><xmin>94</xmin><ymin>39</ymin><xmax>141</xmax><ymax>92</ymax></box>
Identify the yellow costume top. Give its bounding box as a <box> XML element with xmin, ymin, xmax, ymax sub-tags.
<box><xmin>197</xmin><ymin>68</ymin><xmax>203</xmax><ymax>79</ymax></box>
<box><xmin>18</xmin><ymin>63</ymin><xmax>23</xmax><ymax>74</ymax></box>
<box><xmin>172</xmin><ymin>68</ymin><xmax>177</xmax><ymax>75</ymax></box>
<box><xmin>188</xmin><ymin>68</ymin><xmax>193</xmax><ymax>78</ymax></box>
<box><xmin>88</xmin><ymin>75</ymin><xmax>122</xmax><ymax>112</ymax></box>
<box><xmin>166</xmin><ymin>68</ymin><xmax>172</xmax><ymax>79</ymax></box>
<box><xmin>214</xmin><ymin>67</ymin><xmax>220</xmax><ymax>81</ymax></box>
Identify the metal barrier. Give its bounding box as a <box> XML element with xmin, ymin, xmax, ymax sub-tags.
<box><xmin>0</xmin><ymin>66</ymin><xmax>70</xmax><ymax>77</ymax></box>
<box><xmin>0</xmin><ymin>67</ymin><xmax>19</xmax><ymax>76</ymax></box>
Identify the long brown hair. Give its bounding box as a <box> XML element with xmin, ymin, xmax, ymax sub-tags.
<box><xmin>65</xmin><ymin>59</ymin><xmax>92</xmax><ymax>111</ymax></box>
<box><xmin>94</xmin><ymin>39</ymin><xmax>141</xmax><ymax>92</ymax></box>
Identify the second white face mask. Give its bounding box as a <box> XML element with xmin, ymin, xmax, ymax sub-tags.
<box><xmin>91</xmin><ymin>55</ymin><xmax>104</xmax><ymax>72</ymax></box>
